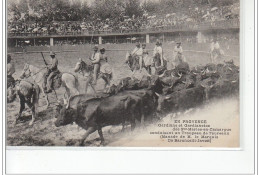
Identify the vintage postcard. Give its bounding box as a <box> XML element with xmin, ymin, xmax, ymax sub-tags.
<box><xmin>6</xmin><ymin>0</ymin><xmax>240</xmax><ymax>147</ymax></box>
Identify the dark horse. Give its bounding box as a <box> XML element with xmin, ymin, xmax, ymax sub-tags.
<box><xmin>74</xmin><ymin>58</ymin><xmax>113</xmax><ymax>93</ymax></box>
<box><xmin>153</xmin><ymin>53</ymin><xmax>167</xmax><ymax>75</ymax></box>
<box><xmin>125</xmin><ymin>52</ymin><xmax>152</xmax><ymax>76</ymax></box>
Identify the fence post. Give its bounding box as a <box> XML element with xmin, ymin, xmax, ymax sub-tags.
<box><xmin>50</xmin><ymin>38</ymin><xmax>54</xmax><ymax>46</ymax></box>
<box><xmin>146</xmin><ymin>34</ymin><xmax>150</xmax><ymax>43</ymax></box>
<box><xmin>98</xmin><ymin>36</ymin><xmax>102</xmax><ymax>44</ymax></box>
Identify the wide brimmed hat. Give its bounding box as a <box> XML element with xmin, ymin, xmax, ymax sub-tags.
<box><xmin>93</xmin><ymin>45</ymin><xmax>99</xmax><ymax>50</ymax></box>
<box><xmin>50</xmin><ymin>51</ymin><xmax>56</xmax><ymax>56</ymax></box>
<box><xmin>156</xmin><ymin>41</ymin><xmax>160</xmax><ymax>45</ymax></box>
<box><xmin>100</xmin><ymin>47</ymin><xmax>105</xmax><ymax>52</ymax></box>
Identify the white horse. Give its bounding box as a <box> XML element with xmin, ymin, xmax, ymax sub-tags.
<box><xmin>20</xmin><ymin>63</ymin><xmax>79</xmax><ymax>107</ymax></box>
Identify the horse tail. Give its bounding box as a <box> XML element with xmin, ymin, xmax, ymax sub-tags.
<box><xmin>74</xmin><ymin>75</ymin><xmax>80</xmax><ymax>93</ymax></box>
<box><xmin>32</xmin><ymin>84</ymin><xmax>40</xmax><ymax>105</ymax></box>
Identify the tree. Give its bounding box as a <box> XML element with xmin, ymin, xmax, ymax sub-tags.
<box><xmin>124</xmin><ymin>0</ymin><xmax>143</xmax><ymax>17</ymax></box>
<box><xmin>90</xmin><ymin>0</ymin><xmax>124</xmax><ymax>20</ymax></box>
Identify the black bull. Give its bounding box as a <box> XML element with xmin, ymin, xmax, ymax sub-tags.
<box><xmin>55</xmin><ymin>89</ymin><xmax>157</xmax><ymax>145</ymax></box>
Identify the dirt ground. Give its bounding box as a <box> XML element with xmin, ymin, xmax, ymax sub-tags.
<box><xmin>6</xmin><ymin>42</ymin><xmax>240</xmax><ymax>147</ymax></box>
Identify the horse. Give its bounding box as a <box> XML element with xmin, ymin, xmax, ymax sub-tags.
<box><xmin>153</xmin><ymin>53</ymin><xmax>167</xmax><ymax>75</ymax></box>
<box><xmin>9</xmin><ymin>80</ymin><xmax>40</xmax><ymax>126</ymax></box>
<box><xmin>7</xmin><ymin>75</ymin><xmax>16</xmax><ymax>103</ymax></box>
<box><xmin>20</xmin><ymin>63</ymin><xmax>79</xmax><ymax>107</ymax></box>
<box><xmin>125</xmin><ymin>52</ymin><xmax>152</xmax><ymax>77</ymax></box>
<box><xmin>74</xmin><ymin>58</ymin><xmax>112</xmax><ymax>93</ymax></box>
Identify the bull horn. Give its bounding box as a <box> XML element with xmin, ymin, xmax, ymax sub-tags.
<box><xmin>228</xmin><ymin>67</ymin><xmax>232</xmax><ymax>71</ymax></box>
<box><xmin>192</xmin><ymin>72</ymin><xmax>197</xmax><ymax>75</ymax></box>
<box><xmin>206</xmin><ymin>67</ymin><xmax>210</xmax><ymax>73</ymax></box>
<box><xmin>181</xmin><ymin>81</ymin><xmax>186</xmax><ymax>84</ymax></box>
<box><xmin>177</xmin><ymin>72</ymin><xmax>182</xmax><ymax>77</ymax></box>
<box><xmin>171</xmin><ymin>72</ymin><xmax>175</xmax><ymax>78</ymax></box>
<box><xmin>201</xmin><ymin>84</ymin><xmax>205</xmax><ymax>88</ymax></box>
<box><xmin>66</xmin><ymin>96</ymin><xmax>71</xmax><ymax>109</ymax></box>
<box><xmin>159</xmin><ymin>70</ymin><xmax>166</xmax><ymax>78</ymax></box>
<box><xmin>231</xmin><ymin>80</ymin><xmax>237</xmax><ymax>83</ymax></box>
<box><xmin>155</xmin><ymin>92</ymin><xmax>160</xmax><ymax>97</ymax></box>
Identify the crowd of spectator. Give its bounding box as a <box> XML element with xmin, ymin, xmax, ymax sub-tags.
<box><xmin>8</xmin><ymin>3</ymin><xmax>239</xmax><ymax>36</ymax></box>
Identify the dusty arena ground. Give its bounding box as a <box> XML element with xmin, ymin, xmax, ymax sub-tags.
<box><xmin>7</xmin><ymin>42</ymin><xmax>240</xmax><ymax>147</ymax></box>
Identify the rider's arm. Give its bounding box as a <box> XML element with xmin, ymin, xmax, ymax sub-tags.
<box><xmin>91</xmin><ymin>53</ymin><xmax>100</xmax><ymax>64</ymax></box>
<box><xmin>131</xmin><ymin>48</ymin><xmax>137</xmax><ymax>56</ymax></box>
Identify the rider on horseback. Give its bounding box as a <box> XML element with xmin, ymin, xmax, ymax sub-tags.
<box><xmin>90</xmin><ymin>45</ymin><xmax>101</xmax><ymax>85</ymax></box>
<box><xmin>210</xmin><ymin>38</ymin><xmax>224</xmax><ymax>63</ymax></box>
<box><xmin>173</xmin><ymin>42</ymin><xmax>186</xmax><ymax>64</ymax></box>
<box><xmin>7</xmin><ymin>54</ymin><xmax>15</xmax><ymax>88</ymax></box>
<box><xmin>153</xmin><ymin>41</ymin><xmax>164</xmax><ymax>67</ymax></box>
<box><xmin>131</xmin><ymin>43</ymin><xmax>143</xmax><ymax>71</ymax></box>
<box><xmin>142</xmin><ymin>43</ymin><xmax>152</xmax><ymax>74</ymax></box>
<box><xmin>44</xmin><ymin>51</ymin><xmax>59</xmax><ymax>93</ymax></box>
<box><xmin>99</xmin><ymin>48</ymin><xmax>112</xmax><ymax>75</ymax></box>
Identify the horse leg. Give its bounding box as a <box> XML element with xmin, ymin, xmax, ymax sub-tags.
<box><xmin>131</xmin><ymin>70</ymin><xmax>137</xmax><ymax>79</ymax></box>
<box><xmin>13</xmin><ymin>95</ymin><xmax>25</xmax><ymax>126</ymax></box>
<box><xmin>64</xmin><ymin>87</ymin><xmax>70</xmax><ymax>105</ymax></box>
<box><xmin>101</xmin><ymin>76</ymin><xmax>109</xmax><ymax>92</ymax></box>
<box><xmin>89</xmin><ymin>83</ymin><xmax>97</xmax><ymax>97</ymax></box>
<box><xmin>27</xmin><ymin>101</ymin><xmax>36</xmax><ymax>126</ymax></box>
<box><xmin>53</xmin><ymin>89</ymin><xmax>58</xmax><ymax>101</ymax></box>
<box><xmin>40</xmin><ymin>86</ymin><xmax>49</xmax><ymax>109</ymax></box>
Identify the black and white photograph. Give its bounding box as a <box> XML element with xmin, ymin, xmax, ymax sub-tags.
<box><xmin>6</xmin><ymin>0</ymin><xmax>240</xmax><ymax>147</ymax></box>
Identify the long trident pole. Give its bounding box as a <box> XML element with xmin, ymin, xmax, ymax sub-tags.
<box><xmin>40</xmin><ymin>52</ymin><xmax>48</xmax><ymax>68</ymax></box>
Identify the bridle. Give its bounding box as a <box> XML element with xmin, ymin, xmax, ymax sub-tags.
<box><xmin>21</xmin><ymin>65</ymin><xmax>46</xmax><ymax>82</ymax></box>
<box><xmin>77</xmin><ymin>61</ymin><xmax>93</xmax><ymax>77</ymax></box>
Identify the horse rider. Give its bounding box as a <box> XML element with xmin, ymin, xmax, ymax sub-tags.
<box><xmin>44</xmin><ymin>51</ymin><xmax>59</xmax><ymax>93</ymax></box>
<box><xmin>210</xmin><ymin>38</ymin><xmax>224</xmax><ymax>63</ymax></box>
<box><xmin>90</xmin><ymin>45</ymin><xmax>101</xmax><ymax>85</ymax></box>
<box><xmin>173</xmin><ymin>42</ymin><xmax>186</xmax><ymax>64</ymax></box>
<box><xmin>100</xmin><ymin>48</ymin><xmax>112</xmax><ymax>75</ymax></box>
<box><xmin>131</xmin><ymin>42</ymin><xmax>143</xmax><ymax>71</ymax></box>
<box><xmin>142</xmin><ymin>43</ymin><xmax>152</xmax><ymax>74</ymax></box>
<box><xmin>7</xmin><ymin>54</ymin><xmax>15</xmax><ymax>88</ymax></box>
<box><xmin>153</xmin><ymin>41</ymin><xmax>164</xmax><ymax>67</ymax></box>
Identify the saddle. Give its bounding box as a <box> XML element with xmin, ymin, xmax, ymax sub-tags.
<box><xmin>51</xmin><ymin>71</ymin><xmax>62</xmax><ymax>89</ymax></box>
<box><xmin>7</xmin><ymin>75</ymin><xmax>15</xmax><ymax>89</ymax></box>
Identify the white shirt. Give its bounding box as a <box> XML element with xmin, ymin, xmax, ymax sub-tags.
<box><xmin>174</xmin><ymin>46</ymin><xmax>183</xmax><ymax>54</ymax></box>
<box><xmin>90</xmin><ymin>52</ymin><xmax>100</xmax><ymax>63</ymax></box>
<box><xmin>210</xmin><ymin>42</ymin><xmax>220</xmax><ymax>52</ymax></box>
<box><xmin>153</xmin><ymin>46</ymin><xmax>163</xmax><ymax>56</ymax></box>
<box><xmin>132</xmin><ymin>47</ymin><xmax>143</xmax><ymax>56</ymax></box>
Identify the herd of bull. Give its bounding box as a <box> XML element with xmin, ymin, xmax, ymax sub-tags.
<box><xmin>54</xmin><ymin>60</ymin><xmax>239</xmax><ymax>146</ymax></box>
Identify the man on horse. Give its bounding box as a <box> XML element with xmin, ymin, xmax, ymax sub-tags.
<box><xmin>131</xmin><ymin>42</ymin><xmax>143</xmax><ymax>71</ymax></box>
<box><xmin>142</xmin><ymin>43</ymin><xmax>152</xmax><ymax>74</ymax></box>
<box><xmin>210</xmin><ymin>38</ymin><xmax>224</xmax><ymax>63</ymax></box>
<box><xmin>99</xmin><ymin>48</ymin><xmax>112</xmax><ymax>75</ymax></box>
<box><xmin>153</xmin><ymin>41</ymin><xmax>164</xmax><ymax>67</ymax></box>
<box><xmin>7</xmin><ymin>54</ymin><xmax>15</xmax><ymax>88</ymax></box>
<box><xmin>173</xmin><ymin>42</ymin><xmax>186</xmax><ymax>64</ymax></box>
<box><xmin>90</xmin><ymin>45</ymin><xmax>101</xmax><ymax>85</ymax></box>
<box><xmin>44</xmin><ymin>51</ymin><xmax>59</xmax><ymax>93</ymax></box>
